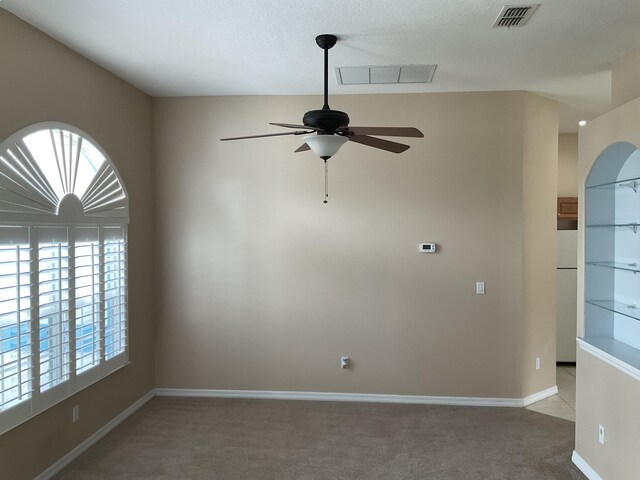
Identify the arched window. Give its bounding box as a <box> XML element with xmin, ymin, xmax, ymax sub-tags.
<box><xmin>0</xmin><ymin>122</ymin><xmax>129</xmax><ymax>433</ymax></box>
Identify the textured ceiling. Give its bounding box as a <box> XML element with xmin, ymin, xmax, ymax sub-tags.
<box><xmin>2</xmin><ymin>0</ymin><xmax>640</xmax><ymax>132</ymax></box>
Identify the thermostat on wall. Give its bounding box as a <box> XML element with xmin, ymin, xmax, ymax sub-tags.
<box><xmin>419</xmin><ymin>243</ymin><xmax>437</xmax><ymax>253</ymax></box>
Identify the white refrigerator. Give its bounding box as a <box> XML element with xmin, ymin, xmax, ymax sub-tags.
<box><xmin>557</xmin><ymin>230</ymin><xmax>578</xmax><ymax>362</ymax></box>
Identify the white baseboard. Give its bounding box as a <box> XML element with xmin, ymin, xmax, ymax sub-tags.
<box><xmin>572</xmin><ymin>450</ymin><xmax>603</xmax><ymax>480</ymax></box>
<box><xmin>32</xmin><ymin>385</ymin><xmax>561</xmax><ymax>479</ymax></box>
<box><xmin>522</xmin><ymin>385</ymin><xmax>558</xmax><ymax>407</ymax></box>
<box><xmin>34</xmin><ymin>389</ymin><xmax>156</xmax><ymax>480</ymax></box>
<box><xmin>156</xmin><ymin>386</ymin><xmax>558</xmax><ymax>408</ymax></box>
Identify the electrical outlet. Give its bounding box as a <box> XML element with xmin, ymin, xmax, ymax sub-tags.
<box><xmin>72</xmin><ymin>405</ymin><xmax>79</xmax><ymax>423</ymax></box>
<box><xmin>598</xmin><ymin>425</ymin><xmax>605</xmax><ymax>445</ymax></box>
<box><xmin>535</xmin><ymin>357</ymin><xmax>541</xmax><ymax>370</ymax></box>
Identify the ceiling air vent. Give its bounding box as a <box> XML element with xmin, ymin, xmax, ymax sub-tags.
<box><xmin>493</xmin><ymin>4</ymin><xmax>540</xmax><ymax>27</ymax></box>
<box><xmin>335</xmin><ymin>65</ymin><xmax>437</xmax><ymax>85</ymax></box>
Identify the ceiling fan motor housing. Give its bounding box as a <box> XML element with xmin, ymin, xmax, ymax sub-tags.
<box><xmin>303</xmin><ymin>109</ymin><xmax>350</xmax><ymax>134</ymax></box>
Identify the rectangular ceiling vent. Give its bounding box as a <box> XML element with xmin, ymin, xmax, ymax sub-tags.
<box><xmin>335</xmin><ymin>65</ymin><xmax>437</xmax><ymax>86</ymax></box>
<box><xmin>493</xmin><ymin>4</ymin><xmax>540</xmax><ymax>27</ymax></box>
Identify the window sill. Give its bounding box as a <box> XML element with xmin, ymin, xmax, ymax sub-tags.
<box><xmin>0</xmin><ymin>358</ymin><xmax>130</xmax><ymax>436</ymax></box>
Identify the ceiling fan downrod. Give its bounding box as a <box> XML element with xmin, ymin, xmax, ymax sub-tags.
<box><xmin>315</xmin><ymin>34</ymin><xmax>337</xmax><ymax>110</ymax></box>
<box><xmin>300</xmin><ymin>34</ymin><xmax>350</xmax><ymax>134</ymax></box>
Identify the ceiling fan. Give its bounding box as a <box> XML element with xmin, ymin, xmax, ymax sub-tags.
<box><xmin>221</xmin><ymin>34</ymin><xmax>424</xmax><ymax>202</ymax></box>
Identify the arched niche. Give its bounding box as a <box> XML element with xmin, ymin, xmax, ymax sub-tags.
<box><xmin>584</xmin><ymin>141</ymin><xmax>640</xmax><ymax>352</ymax></box>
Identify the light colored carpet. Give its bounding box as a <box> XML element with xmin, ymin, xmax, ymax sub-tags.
<box><xmin>55</xmin><ymin>397</ymin><xmax>585</xmax><ymax>479</ymax></box>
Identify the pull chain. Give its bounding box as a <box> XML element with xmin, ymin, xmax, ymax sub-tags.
<box><xmin>324</xmin><ymin>159</ymin><xmax>328</xmax><ymax>204</ymax></box>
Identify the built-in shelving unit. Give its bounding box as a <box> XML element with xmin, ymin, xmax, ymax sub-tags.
<box><xmin>584</xmin><ymin>143</ymin><xmax>640</xmax><ymax>361</ymax></box>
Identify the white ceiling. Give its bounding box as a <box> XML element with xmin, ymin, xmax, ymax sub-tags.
<box><xmin>3</xmin><ymin>0</ymin><xmax>640</xmax><ymax>132</ymax></box>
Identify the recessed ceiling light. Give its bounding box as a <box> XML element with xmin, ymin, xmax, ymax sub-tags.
<box><xmin>578</xmin><ymin>120</ymin><xmax>587</xmax><ymax>127</ymax></box>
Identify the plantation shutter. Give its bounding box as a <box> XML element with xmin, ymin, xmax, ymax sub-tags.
<box><xmin>0</xmin><ymin>227</ymin><xmax>32</xmax><ymax>414</ymax></box>
<box><xmin>0</xmin><ymin>123</ymin><xmax>129</xmax><ymax>435</ymax></box>
<box><xmin>103</xmin><ymin>227</ymin><xmax>127</xmax><ymax>360</ymax></box>
<box><xmin>37</xmin><ymin>227</ymin><xmax>70</xmax><ymax>393</ymax></box>
<box><xmin>74</xmin><ymin>227</ymin><xmax>101</xmax><ymax>374</ymax></box>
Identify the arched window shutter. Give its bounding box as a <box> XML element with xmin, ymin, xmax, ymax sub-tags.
<box><xmin>0</xmin><ymin>123</ymin><xmax>128</xmax><ymax>224</ymax></box>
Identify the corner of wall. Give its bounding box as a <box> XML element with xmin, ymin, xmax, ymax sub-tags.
<box><xmin>520</xmin><ymin>93</ymin><xmax>559</xmax><ymax>397</ymax></box>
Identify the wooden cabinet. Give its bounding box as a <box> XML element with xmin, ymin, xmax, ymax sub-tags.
<box><xmin>557</xmin><ymin>197</ymin><xmax>578</xmax><ymax>219</ymax></box>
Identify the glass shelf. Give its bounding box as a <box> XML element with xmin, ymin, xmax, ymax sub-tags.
<box><xmin>586</xmin><ymin>261</ymin><xmax>640</xmax><ymax>273</ymax></box>
<box><xmin>586</xmin><ymin>300</ymin><xmax>640</xmax><ymax>321</ymax></box>
<box><xmin>586</xmin><ymin>223</ymin><xmax>639</xmax><ymax>233</ymax></box>
<box><xmin>586</xmin><ymin>176</ymin><xmax>640</xmax><ymax>192</ymax></box>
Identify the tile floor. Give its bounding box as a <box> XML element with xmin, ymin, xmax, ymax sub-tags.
<box><xmin>526</xmin><ymin>364</ymin><xmax>576</xmax><ymax>422</ymax></box>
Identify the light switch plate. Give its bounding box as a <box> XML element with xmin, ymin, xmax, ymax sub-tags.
<box><xmin>476</xmin><ymin>282</ymin><xmax>485</xmax><ymax>295</ymax></box>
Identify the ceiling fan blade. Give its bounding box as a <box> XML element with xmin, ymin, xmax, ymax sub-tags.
<box><xmin>270</xmin><ymin>122</ymin><xmax>321</xmax><ymax>131</ymax></box>
<box><xmin>348</xmin><ymin>135</ymin><xmax>410</xmax><ymax>154</ymax></box>
<box><xmin>344</xmin><ymin>126</ymin><xmax>424</xmax><ymax>138</ymax></box>
<box><xmin>295</xmin><ymin>143</ymin><xmax>310</xmax><ymax>152</ymax></box>
<box><xmin>221</xmin><ymin>130</ymin><xmax>314</xmax><ymax>141</ymax></box>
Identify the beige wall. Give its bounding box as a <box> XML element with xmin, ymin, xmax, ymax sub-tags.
<box><xmin>558</xmin><ymin>133</ymin><xmax>578</xmax><ymax>197</ymax></box>
<box><xmin>575</xmin><ymin>348</ymin><xmax>640</xmax><ymax>479</ymax></box>
<box><xmin>576</xmin><ymin>95</ymin><xmax>640</xmax><ymax>479</ymax></box>
<box><xmin>612</xmin><ymin>48</ymin><xmax>640</xmax><ymax>109</ymax></box>
<box><xmin>154</xmin><ymin>91</ymin><xmax>557</xmax><ymax>399</ymax></box>
<box><xmin>521</xmin><ymin>94</ymin><xmax>559</xmax><ymax>394</ymax></box>
<box><xmin>0</xmin><ymin>10</ymin><xmax>155</xmax><ymax>480</ymax></box>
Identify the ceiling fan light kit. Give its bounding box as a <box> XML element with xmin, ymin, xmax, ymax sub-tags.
<box><xmin>304</xmin><ymin>134</ymin><xmax>348</xmax><ymax>161</ymax></box>
<box><xmin>220</xmin><ymin>34</ymin><xmax>424</xmax><ymax>202</ymax></box>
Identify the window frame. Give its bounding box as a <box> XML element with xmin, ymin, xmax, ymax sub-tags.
<box><xmin>0</xmin><ymin>122</ymin><xmax>129</xmax><ymax>435</ymax></box>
